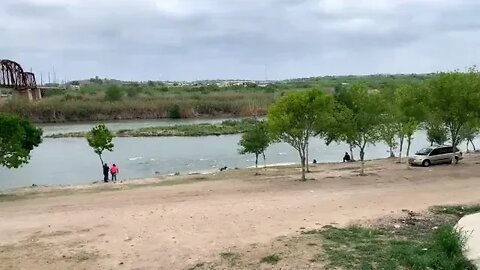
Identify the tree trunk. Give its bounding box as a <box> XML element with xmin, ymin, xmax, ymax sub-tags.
<box><xmin>360</xmin><ymin>148</ymin><xmax>365</xmax><ymax>175</ymax></box>
<box><xmin>349</xmin><ymin>143</ymin><xmax>355</xmax><ymax>161</ymax></box>
<box><xmin>262</xmin><ymin>152</ymin><xmax>266</xmax><ymax>168</ymax></box>
<box><xmin>98</xmin><ymin>154</ymin><xmax>104</xmax><ymax>167</ymax></box>
<box><xmin>473</xmin><ymin>140</ymin><xmax>477</xmax><ymax>151</ymax></box>
<box><xmin>406</xmin><ymin>135</ymin><xmax>412</xmax><ymax>157</ymax></box>
<box><xmin>299</xmin><ymin>149</ymin><xmax>306</xmax><ymax>181</ymax></box>
<box><xmin>255</xmin><ymin>153</ymin><xmax>258</xmax><ymax>168</ymax></box>
<box><xmin>306</xmin><ymin>141</ymin><xmax>310</xmax><ymax>173</ymax></box>
<box><xmin>398</xmin><ymin>137</ymin><xmax>404</xmax><ymax>163</ymax></box>
<box><xmin>467</xmin><ymin>140</ymin><xmax>470</xmax><ymax>153</ymax></box>
<box><xmin>451</xmin><ymin>130</ymin><xmax>458</xmax><ymax>166</ymax></box>
<box><xmin>389</xmin><ymin>145</ymin><xmax>395</xmax><ymax>158</ymax></box>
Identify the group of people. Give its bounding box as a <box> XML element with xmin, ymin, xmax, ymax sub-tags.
<box><xmin>312</xmin><ymin>152</ymin><xmax>352</xmax><ymax>164</ymax></box>
<box><xmin>103</xmin><ymin>163</ymin><xmax>119</xmax><ymax>183</ymax></box>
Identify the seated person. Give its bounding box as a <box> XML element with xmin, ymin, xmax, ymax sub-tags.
<box><xmin>343</xmin><ymin>152</ymin><xmax>351</xmax><ymax>162</ymax></box>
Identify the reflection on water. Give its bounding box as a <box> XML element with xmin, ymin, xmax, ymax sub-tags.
<box><xmin>0</xmin><ymin>125</ymin><xmax>476</xmax><ymax>190</ymax></box>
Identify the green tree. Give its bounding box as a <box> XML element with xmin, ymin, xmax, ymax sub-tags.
<box><xmin>86</xmin><ymin>124</ymin><xmax>114</xmax><ymax>166</ymax></box>
<box><xmin>393</xmin><ymin>84</ymin><xmax>426</xmax><ymax>162</ymax></box>
<box><xmin>328</xmin><ymin>84</ymin><xmax>386</xmax><ymax>175</ymax></box>
<box><xmin>427</xmin><ymin>70</ymin><xmax>480</xmax><ymax>161</ymax></box>
<box><xmin>459</xmin><ymin>121</ymin><xmax>480</xmax><ymax>152</ymax></box>
<box><xmin>267</xmin><ymin>90</ymin><xmax>334</xmax><ymax>181</ymax></box>
<box><xmin>0</xmin><ymin>114</ymin><xmax>42</xmax><ymax>168</ymax></box>
<box><xmin>379</xmin><ymin>114</ymin><xmax>398</xmax><ymax>158</ymax></box>
<box><xmin>105</xmin><ymin>85</ymin><xmax>123</xmax><ymax>102</ymax></box>
<box><xmin>238</xmin><ymin>122</ymin><xmax>270</xmax><ymax>168</ymax></box>
<box><xmin>425</xmin><ymin>121</ymin><xmax>449</xmax><ymax>146</ymax></box>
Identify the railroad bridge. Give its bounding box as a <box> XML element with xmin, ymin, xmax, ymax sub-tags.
<box><xmin>0</xmin><ymin>59</ymin><xmax>42</xmax><ymax>101</ymax></box>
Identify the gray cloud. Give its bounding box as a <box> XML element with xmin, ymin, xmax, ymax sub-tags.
<box><xmin>1</xmin><ymin>0</ymin><xmax>479</xmax><ymax>81</ymax></box>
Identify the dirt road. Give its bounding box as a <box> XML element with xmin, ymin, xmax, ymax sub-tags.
<box><xmin>1</xmin><ymin>156</ymin><xmax>480</xmax><ymax>270</ymax></box>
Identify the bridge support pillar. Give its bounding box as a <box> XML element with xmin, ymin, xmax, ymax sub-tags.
<box><xmin>12</xmin><ymin>89</ymin><xmax>33</xmax><ymax>101</ymax></box>
<box><xmin>32</xmin><ymin>88</ymin><xmax>42</xmax><ymax>101</ymax></box>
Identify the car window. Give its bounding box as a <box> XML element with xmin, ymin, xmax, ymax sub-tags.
<box><xmin>416</xmin><ymin>147</ymin><xmax>432</xmax><ymax>155</ymax></box>
<box><xmin>429</xmin><ymin>149</ymin><xmax>440</xmax><ymax>156</ymax></box>
<box><xmin>439</xmin><ymin>147</ymin><xmax>451</xmax><ymax>154</ymax></box>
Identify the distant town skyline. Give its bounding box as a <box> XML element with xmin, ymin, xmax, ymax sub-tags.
<box><xmin>1</xmin><ymin>0</ymin><xmax>480</xmax><ymax>81</ymax></box>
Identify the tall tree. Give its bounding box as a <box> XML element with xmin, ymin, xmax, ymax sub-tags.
<box><xmin>459</xmin><ymin>121</ymin><xmax>480</xmax><ymax>153</ymax></box>
<box><xmin>0</xmin><ymin>114</ymin><xmax>42</xmax><ymax>168</ymax></box>
<box><xmin>238</xmin><ymin>121</ymin><xmax>270</xmax><ymax>168</ymax></box>
<box><xmin>427</xmin><ymin>70</ymin><xmax>480</xmax><ymax>161</ymax></box>
<box><xmin>267</xmin><ymin>90</ymin><xmax>334</xmax><ymax>181</ymax></box>
<box><xmin>327</xmin><ymin>84</ymin><xmax>386</xmax><ymax>175</ymax></box>
<box><xmin>379</xmin><ymin>114</ymin><xmax>398</xmax><ymax>158</ymax></box>
<box><xmin>393</xmin><ymin>84</ymin><xmax>426</xmax><ymax>162</ymax></box>
<box><xmin>87</xmin><ymin>124</ymin><xmax>114</xmax><ymax>166</ymax></box>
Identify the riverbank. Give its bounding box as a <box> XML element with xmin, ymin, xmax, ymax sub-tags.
<box><xmin>0</xmin><ymin>89</ymin><xmax>274</xmax><ymax>123</ymax></box>
<box><xmin>1</xmin><ymin>157</ymin><xmax>480</xmax><ymax>269</ymax></box>
<box><xmin>44</xmin><ymin>118</ymin><xmax>258</xmax><ymax>138</ymax></box>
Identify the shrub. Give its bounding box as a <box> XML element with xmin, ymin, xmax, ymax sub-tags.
<box><xmin>168</xmin><ymin>104</ymin><xmax>181</xmax><ymax>119</ymax></box>
<box><xmin>105</xmin><ymin>86</ymin><xmax>123</xmax><ymax>102</ymax></box>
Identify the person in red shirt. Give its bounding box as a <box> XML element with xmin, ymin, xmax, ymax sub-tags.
<box><xmin>110</xmin><ymin>164</ymin><xmax>119</xmax><ymax>182</ymax></box>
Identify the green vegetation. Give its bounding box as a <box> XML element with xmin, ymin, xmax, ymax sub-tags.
<box><xmin>0</xmin><ymin>83</ymin><xmax>278</xmax><ymax>123</ymax></box>
<box><xmin>327</xmin><ymin>84</ymin><xmax>387</xmax><ymax>175</ymax></box>
<box><xmin>259</xmin><ymin>254</ymin><xmax>281</xmax><ymax>264</ymax></box>
<box><xmin>0</xmin><ymin>113</ymin><xmax>42</xmax><ymax>168</ymax></box>
<box><xmin>47</xmin><ymin>119</ymin><xmax>259</xmax><ymax>138</ymax></box>
<box><xmin>427</xmin><ymin>70</ymin><xmax>480</xmax><ymax>158</ymax></box>
<box><xmin>195</xmin><ymin>205</ymin><xmax>477</xmax><ymax>270</ymax></box>
<box><xmin>317</xmin><ymin>205</ymin><xmax>480</xmax><ymax>269</ymax></box>
<box><xmin>238</xmin><ymin>121</ymin><xmax>271</xmax><ymax>168</ymax></box>
<box><xmin>320</xmin><ymin>224</ymin><xmax>473</xmax><ymax>269</ymax></box>
<box><xmin>0</xmin><ymin>74</ymin><xmax>438</xmax><ymax>123</ymax></box>
<box><xmin>431</xmin><ymin>204</ymin><xmax>480</xmax><ymax>217</ymax></box>
<box><xmin>86</xmin><ymin>124</ymin><xmax>114</xmax><ymax>166</ymax></box>
<box><xmin>267</xmin><ymin>90</ymin><xmax>335</xmax><ymax>180</ymax></box>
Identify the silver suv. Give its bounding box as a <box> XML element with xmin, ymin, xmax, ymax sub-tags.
<box><xmin>408</xmin><ymin>145</ymin><xmax>463</xmax><ymax>167</ymax></box>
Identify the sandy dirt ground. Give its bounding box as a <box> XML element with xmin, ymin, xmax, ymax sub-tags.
<box><xmin>1</xmin><ymin>156</ymin><xmax>480</xmax><ymax>270</ymax></box>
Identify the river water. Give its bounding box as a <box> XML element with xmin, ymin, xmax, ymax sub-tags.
<box><xmin>0</xmin><ymin>119</ymin><xmax>475</xmax><ymax>190</ymax></box>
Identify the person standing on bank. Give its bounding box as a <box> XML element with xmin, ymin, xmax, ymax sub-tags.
<box><xmin>103</xmin><ymin>163</ymin><xmax>109</xmax><ymax>183</ymax></box>
<box><xmin>110</xmin><ymin>164</ymin><xmax>119</xmax><ymax>182</ymax></box>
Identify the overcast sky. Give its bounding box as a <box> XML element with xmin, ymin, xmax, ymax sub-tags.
<box><xmin>1</xmin><ymin>0</ymin><xmax>479</xmax><ymax>81</ymax></box>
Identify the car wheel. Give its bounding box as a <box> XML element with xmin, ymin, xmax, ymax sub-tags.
<box><xmin>422</xmin><ymin>160</ymin><xmax>431</xmax><ymax>167</ymax></box>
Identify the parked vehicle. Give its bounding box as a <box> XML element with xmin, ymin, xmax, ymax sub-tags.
<box><xmin>408</xmin><ymin>145</ymin><xmax>463</xmax><ymax>167</ymax></box>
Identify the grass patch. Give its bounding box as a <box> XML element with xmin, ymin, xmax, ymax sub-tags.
<box><xmin>0</xmin><ymin>194</ymin><xmax>21</xmax><ymax>202</ymax></box>
<box><xmin>319</xmin><ymin>218</ymin><xmax>475</xmax><ymax>269</ymax></box>
<box><xmin>260</xmin><ymin>254</ymin><xmax>281</xmax><ymax>264</ymax></box>
<box><xmin>220</xmin><ymin>252</ymin><xmax>237</xmax><ymax>259</ymax></box>
<box><xmin>430</xmin><ymin>204</ymin><xmax>480</xmax><ymax>217</ymax></box>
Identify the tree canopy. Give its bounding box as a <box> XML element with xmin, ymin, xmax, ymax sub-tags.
<box><xmin>238</xmin><ymin>121</ymin><xmax>270</xmax><ymax>168</ymax></box>
<box><xmin>0</xmin><ymin>114</ymin><xmax>42</xmax><ymax>168</ymax></box>
<box><xmin>86</xmin><ymin>124</ymin><xmax>114</xmax><ymax>166</ymax></box>
<box><xmin>427</xmin><ymin>70</ymin><xmax>480</xmax><ymax>150</ymax></box>
<box><xmin>267</xmin><ymin>89</ymin><xmax>334</xmax><ymax>180</ymax></box>
<box><xmin>327</xmin><ymin>84</ymin><xmax>386</xmax><ymax>174</ymax></box>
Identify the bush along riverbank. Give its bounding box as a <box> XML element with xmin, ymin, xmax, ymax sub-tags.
<box><xmin>45</xmin><ymin>119</ymin><xmax>260</xmax><ymax>138</ymax></box>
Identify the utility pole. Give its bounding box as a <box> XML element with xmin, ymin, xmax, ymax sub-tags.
<box><xmin>40</xmin><ymin>72</ymin><xmax>43</xmax><ymax>86</ymax></box>
<box><xmin>53</xmin><ymin>66</ymin><xmax>56</xmax><ymax>84</ymax></box>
